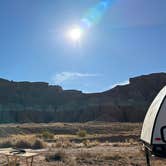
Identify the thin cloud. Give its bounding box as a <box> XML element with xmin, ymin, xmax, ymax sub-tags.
<box><xmin>109</xmin><ymin>80</ymin><xmax>129</xmax><ymax>89</ymax></box>
<box><xmin>53</xmin><ymin>72</ymin><xmax>98</xmax><ymax>84</ymax></box>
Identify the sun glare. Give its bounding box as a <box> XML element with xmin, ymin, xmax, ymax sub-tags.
<box><xmin>68</xmin><ymin>26</ymin><xmax>83</xmax><ymax>42</ymax></box>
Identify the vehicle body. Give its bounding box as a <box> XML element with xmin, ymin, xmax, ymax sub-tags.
<box><xmin>141</xmin><ymin>86</ymin><xmax>166</xmax><ymax>157</ymax></box>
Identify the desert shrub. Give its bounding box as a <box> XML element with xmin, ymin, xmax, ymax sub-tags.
<box><xmin>32</xmin><ymin>139</ymin><xmax>46</xmax><ymax>149</ymax></box>
<box><xmin>45</xmin><ymin>150</ymin><xmax>66</xmax><ymax>162</ymax></box>
<box><xmin>82</xmin><ymin>139</ymin><xmax>90</xmax><ymax>147</ymax></box>
<box><xmin>82</xmin><ymin>139</ymin><xmax>99</xmax><ymax>148</ymax></box>
<box><xmin>41</xmin><ymin>131</ymin><xmax>54</xmax><ymax>140</ymax></box>
<box><xmin>90</xmin><ymin>140</ymin><xmax>100</xmax><ymax>147</ymax></box>
<box><xmin>62</xmin><ymin>139</ymin><xmax>73</xmax><ymax>148</ymax></box>
<box><xmin>77</xmin><ymin>130</ymin><xmax>87</xmax><ymax>137</ymax></box>
<box><xmin>55</xmin><ymin>141</ymin><xmax>63</xmax><ymax>148</ymax></box>
<box><xmin>36</xmin><ymin>134</ymin><xmax>42</xmax><ymax>139</ymax></box>
<box><xmin>15</xmin><ymin>140</ymin><xmax>32</xmax><ymax>149</ymax></box>
<box><xmin>77</xmin><ymin>150</ymin><xmax>93</xmax><ymax>159</ymax></box>
<box><xmin>102</xmin><ymin>154</ymin><xmax>122</xmax><ymax>160</ymax></box>
<box><xmin>0</xmin><ymin>135</ymin><xmax>47</xmax><ymax>150</ymax></box>
<box><xmin>54</xmin><ymin>138</ymin><xmax>73</xmax><ymax>148</ymax></box>
<box><xmin>0</xmin><ymin>140</ymin><xmax>13</xmax><ymax>148</ymax></box>
<box><xmin>127</xmin><ymin>138</ymin><xmax>136</xmax><ymax>144</ymax></box>
<box><xmin>65</xmin><ymin>157</ymin><xmax>77</xmax><ymax>166</ymax></box>
<box><xmin>112</xmin><ymin>142</ymin><xmax>120</xmax><ymax>147</ymax></box>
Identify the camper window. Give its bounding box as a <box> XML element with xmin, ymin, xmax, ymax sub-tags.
<box><xmin>161</xmin><ymin>126</ymin><xmax>166</xmax><ymax>143</ymax></box>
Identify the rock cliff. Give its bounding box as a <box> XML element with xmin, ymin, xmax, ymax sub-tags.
<box><xmin>0</xmin><ymin>73</ymin><xmax>165</xmax><ymax>123</ymax></box>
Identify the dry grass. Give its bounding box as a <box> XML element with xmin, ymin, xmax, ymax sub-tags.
<box><xmin>37</xmin><ymin>131</ymin><xmax>54</xmax><ymax>140</ymax></box>
<box><xmin>32</xmin><ymin>139</ymin><xmax>46</xmax><ymax>149</ymax></box>
<box><xmin>0</xmin><ymin>122</ymin><xmax>142</xmax><ymax>137</ymax></box>
<box><xmin>46</xmin><ymin>150</ymin><xmax>67</xmax><ymax>162</ymax></box>
<box><xmin>82</xmin><ymin>139</ymin><xmax>100</xmax><ymax>148</ymax></box>
<box><xmin>45</xmin><ymin>149</ymin><xmax>77</xmax><ymax>166</ymax></box>
<box><xmin>102</xmin><ymin>153</ymin><xmax>122</xmax><ymax>160</ymax></box>
<box><xmin>0</xmin><ymin>139</ymin><xmax>13</xmax><ymax>148</ymax></box>
<box><xmin>51</xmin><ymin>137</ymin><xmax>74</xmax><ymax>148</ymax></box>
<box><xmin>0</xmin><ymin>135</ymin><xmax>46</xmax><ymax>149</ymax></box>
<box><xmin>15</xmin><ymin>139</ymin><xmax>32</xmax><ymax>149</ymax></box>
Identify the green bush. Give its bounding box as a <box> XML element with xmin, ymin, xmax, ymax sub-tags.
<box><xmin>77</xmin><ymin>130</ymin><xmax>87</xmax><ymax>137</ymax></box>
<box><xmin>32</xmin><ymin>139</ymin><xmax>46</xmax><ymax>149</ymax></box>
<box><xmin>41</xmin><ymin>131</ymin><xmax>54</xmax><ymax>139</ymax></box>
<box><xmin>45</xmin><ymin>150</ymin><xmax>66</xmax><ymax>162</ymax></box>
<box><xmin>15</xmin><ymin>140</ymin><xmax>32</xmax><ymax>149</ymax></box>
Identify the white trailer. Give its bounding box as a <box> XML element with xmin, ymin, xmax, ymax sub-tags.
<box><xmin>141</xmin><ymin>86</ymin><xmax>166</xmax><ymax>165</ymax></box>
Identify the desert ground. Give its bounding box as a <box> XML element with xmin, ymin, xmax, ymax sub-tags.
<box><xmin>0</xmin><ymin>122</ymin><xmax>166</xmax><ymax>166</ymax></box>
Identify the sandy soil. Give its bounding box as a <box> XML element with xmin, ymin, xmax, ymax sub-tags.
<box><xmin>0</xmin><ymin>143</ymin><xmax>166</xmax><ymax>166</ymax></box>
<box><xmin>0</xmin><ymin>122</ymin><xmax>166</xmax><ymax>166</ymax></box>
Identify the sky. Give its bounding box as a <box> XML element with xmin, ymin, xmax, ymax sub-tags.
<box><xmin>0</xmin><ymin>0</ymin><xmax>165</xmax><ymax>93</ymax></box>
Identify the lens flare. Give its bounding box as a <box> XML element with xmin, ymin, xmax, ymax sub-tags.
<box><xmin>81</xmin><ymin>0</ymin><xmax>113</xmax><ymax>29</ymax></box>
<box><xmin>66</xmin><ymin>0</ymin><xmax>114</xmax><ymax>44</ymax></box>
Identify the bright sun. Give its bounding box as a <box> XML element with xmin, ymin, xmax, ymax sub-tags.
<box><xmin>68</xmin><ymin>26</ymin><xmax>83</xmax><ymax>42</ymax></box>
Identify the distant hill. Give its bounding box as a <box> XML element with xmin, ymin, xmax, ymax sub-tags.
<box><xmin>0</xmin><ymin>72</ymin><xmax>166</xmax><ymax>123</ymax></box>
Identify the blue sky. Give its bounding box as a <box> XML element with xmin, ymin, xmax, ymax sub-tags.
<box><xmin>0</xmin><ymin>0</ymin><xmax>165</xmax><ymax>93</ymax></box>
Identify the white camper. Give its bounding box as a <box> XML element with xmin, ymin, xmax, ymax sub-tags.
<box><xmin>141</xmin><ymin>85</ymin><xmax>166</xmax><ymax>157</ymax></box>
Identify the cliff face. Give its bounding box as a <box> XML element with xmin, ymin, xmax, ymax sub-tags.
<box><xmin>0</xmin><ymin>73</ymin><xmax>166</xmax><ymax>123</ymax></box>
